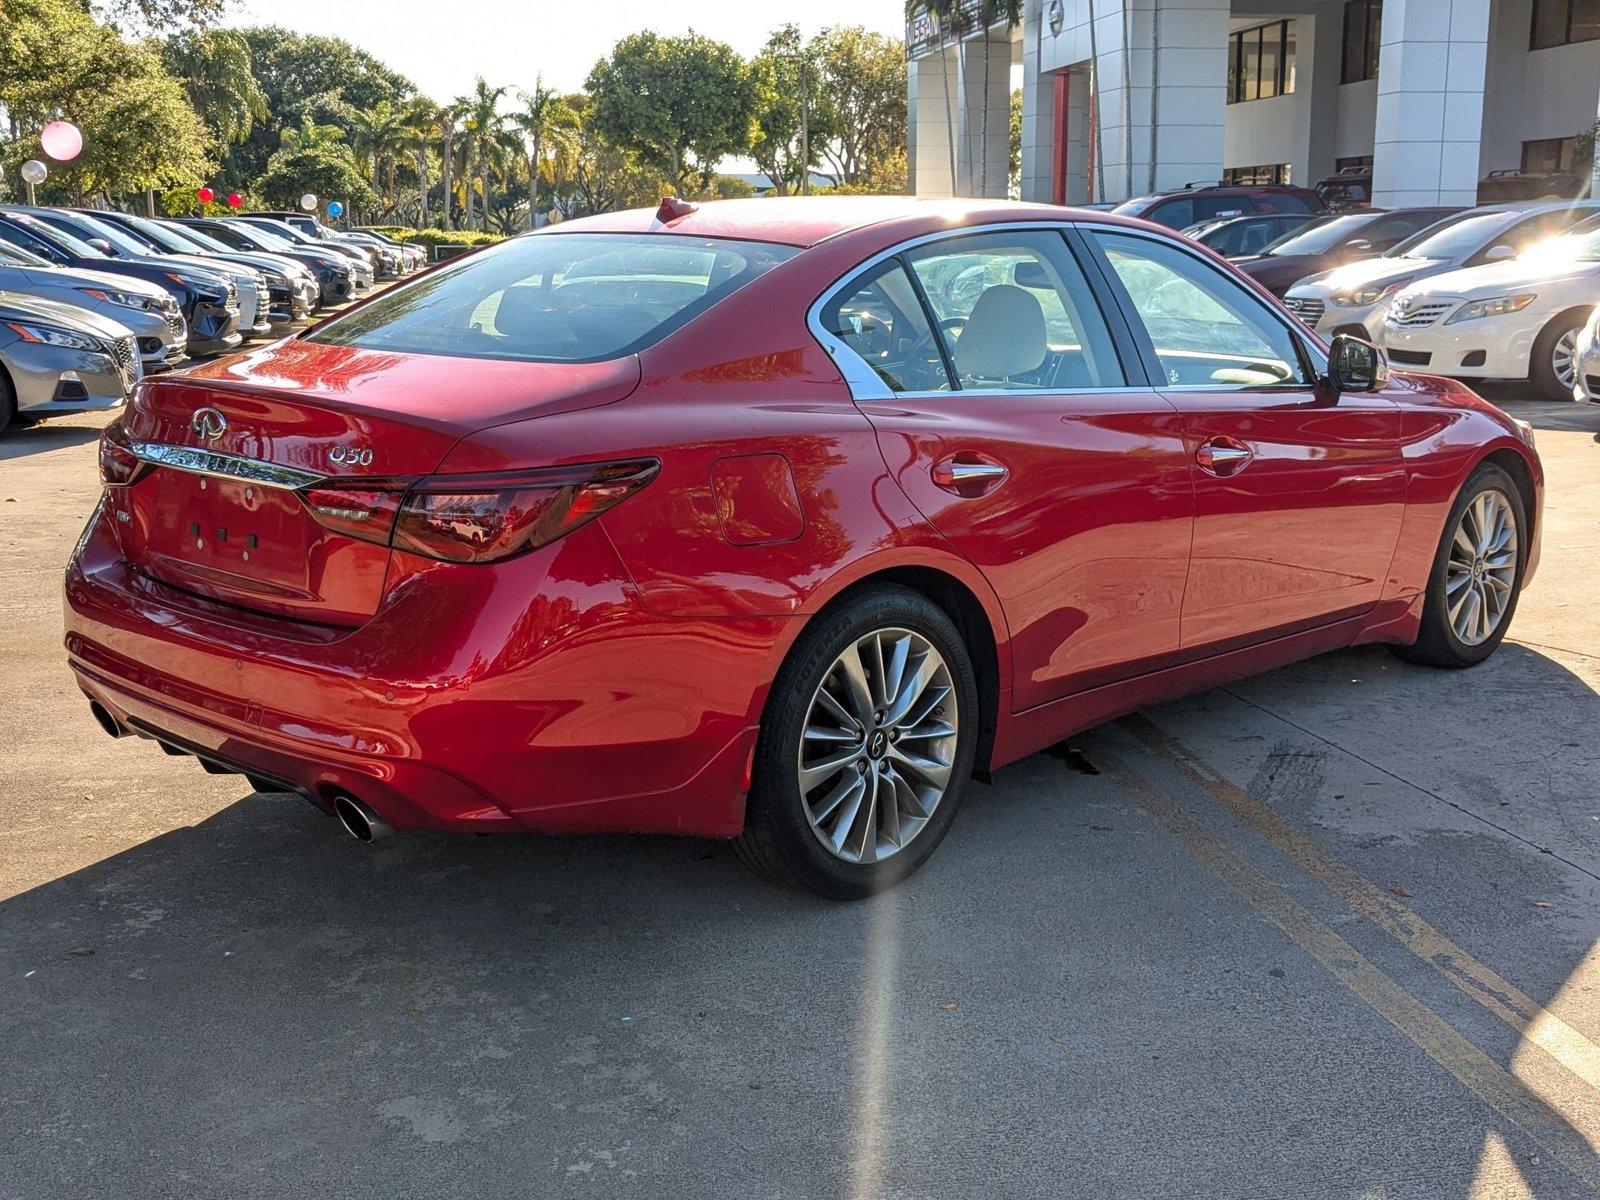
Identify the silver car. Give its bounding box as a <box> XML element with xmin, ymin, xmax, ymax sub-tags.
<box><xmin>0</xmin><ymin>291</ymin><xmax>139</xmax><ymax>430</ymax></box>
<box><xmin>0</xmin><ymin>238</ymin><xmax>186</xmax><ymax>371</ymax></box>
<box><xmin>1574</xmin><ymin>305</ymin><xmax>1599</xmax><ymax>403</ymax></box>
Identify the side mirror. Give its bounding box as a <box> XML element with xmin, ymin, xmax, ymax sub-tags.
<box><xmin>1328</xmin><ymin>333</ymin><xmax>1388</xmax><ymax>392</ymax></box>
<box><xmin>87</xmin><ymin>237</ymin><xmax>115</xmax><ymax>255</ymax></box>
<box><xmin>1484</xmin><ymin>244</ymin><xmax>1517</xmax><ymax>262</ymax></box>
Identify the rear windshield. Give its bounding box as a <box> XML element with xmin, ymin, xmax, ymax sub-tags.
<box><xmin>1259</xmin><ymin>213</ymin><xmax>1374</xmax><ymax>255</ymax></box>
<box><xmin>305</xmin><ymin>232</ymin><xmax>799</xmax><ymax>363</ymax></box>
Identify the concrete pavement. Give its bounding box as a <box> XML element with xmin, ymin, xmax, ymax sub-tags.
<box><xmin>1</xmin><ymin>392</ymin><xmax>1596</xmax><ymax>1198</ymax></box>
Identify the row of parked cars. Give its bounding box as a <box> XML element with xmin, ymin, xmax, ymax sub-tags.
<box><xmin>1171</xmin><ymin>195</ymin><xmax>1600</xmax><ymax>402</ymax></box>
<box><xmin>0</xmin><ymin>208</ymin><xmax>426</xmax><ymax>431</ymax></box>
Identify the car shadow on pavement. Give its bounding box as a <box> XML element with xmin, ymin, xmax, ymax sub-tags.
<box><xmin>2</xmin><ymin>643</ymin><xmax>1598</xmax><ymax>1197</ymax></box>
<box><xmin>0</xmin><ymin>419</ymin><xmax>103</xmax><ymax>461</ymax></box>
<box><xmin>1474</xmin><ymin>387</ymin><xmax>1597</xmax><ymax>434</ymax></box>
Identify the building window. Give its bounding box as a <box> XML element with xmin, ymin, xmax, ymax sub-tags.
<box><xmin>1531</xmin><ymin>0</ymin><xmax>1600</xmax><ymax>49</ymax></box>
<box><xmin>1335</xmin><ymin>155</ymin><xmax>1373</xmax><ymax>173</ymax></box>
<box><xmin>1228</xmin><ymin>20</ymin><xmax>1296</xmax><ymax>103</ymax></box>
<box><xmin>1223</xmin><ymin>163</ymin><xmax>1293</xmax><ymax>186</ymax></box>
<box><xmin>1522</xmin><ymin>137</ymin><xmax>1577</xmax><ymax>172</ymax></box>
<box><xmin>1342</xmin><ymin>0</ymin><xmax>1382</xmax><ymax>83</ymax></box>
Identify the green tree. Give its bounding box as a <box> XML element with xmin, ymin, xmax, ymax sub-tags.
<box><xmin>1009</xmin><ymin>87</ymin><xmax>1022</xmax><ymax>198</ymax></box>
<box><xmin>457</xmin><ymin>78</ymin><xmax>508</xmax><ymax>231</ymax></box>
<box><xmin>584</xmin><ymin>31</ymin><xmax>755</xmax><ymax>191</ymax></box>
<box><xmin>254</xmin><ymin>141</ymin><xmax>374</xmax><ymax>213</ymax></box>
<box><xmin>160</xmin><ymin>29</ymin><xmax>268</xmax><ymax>159</ymax></box>
<box><xmin>0</xmin><ymin>0</ymin><xmax>209</xmax><ymax>204</ymax></box>
<box><xmin>513</xmin><ymin>78</ymin><xmax>577</xmax><ymax>229</ymax></box>
<box><xmin>749</xmin><ymin>25</ymin><xmax>817</xmax><ymax>196</ymax></box>
<box><xmin>812</xmin><ymin>27</ymin><xmax>907</xmax><ymax>188</ymax></box>
<box><xmin>402</xmin><ymin>98</ymin><xmax>444</xmax><ymax>228</ymax></box>
<box><xmin>347</xmin><ymin>98</ymin><xmax>410</xmax><ymax>216</ymax></box>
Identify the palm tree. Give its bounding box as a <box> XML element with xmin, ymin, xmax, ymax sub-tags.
<box><xmin>163</xmin><ymin>30</ymin><xmax>267</xmax><ymax>151</ymax></box>
<box><xmin>347</xmin><ymin>100</ymin><xmax>409</xmax><ymax>217</ymax></box>
<box><xmin>280</xmin><ymin>117</ymin><xmax>345</xmax><ymax>152</ymax></box>
<box><xmin>976</xmin><ymin>0</ymin><xmax>1024</xmax><ymax>197</ymax></box>
<box><xmin>402</xmin><ymin>98</ymin><xmax>441</xmax><ymax>227</ymax></box>
<box><xmin>458</xmin><ymin>78</ymin><xmax>508</xmax><ymax>231</ymax></box>
<box><xmin>905</xmin><ymin>0</ymin><xmax>969</xmax><ymax>194</ymax></box>
<box><xmin>513</xmin><ymin>78</ymin><xmax>577</xmax><ymax>230</ymax></box>
<box><xmin>438</xmin><ymin>102</ymin><xmax>464</xmax><ymax>229</ymax></box>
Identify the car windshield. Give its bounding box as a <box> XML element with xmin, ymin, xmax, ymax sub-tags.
<box><xmin>1383</xmin><ymin>211</ymin><xmax>1479</xmax><ymax>258</ymax></box>
<box><xmin>227</xmin><ymin>222</ymin><xmax>295</xmax><ymax>252</ymax></box>
<box><xmin>118</xmin><ymin>215</ymin><xmax>192</xmax><ymax>254</ymax></box>
<box><xmin>54</xmin><ymin>212</ymin><xmax>153</xmax><ymax>258</ymax></box>
<box><xmin>1397</xmin><ymin>211</ymin><xmax>1515</xmax><ymax>260</ymax></box>
<box><xmin>305</xmin><ymin>232</ymin><xmax>798</xmax><ymax>363</ymax></box>
<box><xmin>1111</xmin><ymin>196</ymin><xmax>1158</xmax><ymax>216</ymax></box>
<box><xmin>0</xmin><ymin>239</ymin><xmax>50</xmax><ymax>267</ymax></box>
<box><xmin>1258</xmin><ymin>214</ymin><xmax>1375</xmax><ymax>256</ymax></box>
<box><xmin>246</xmin><ymin>220</ymin><xmax>313</xmax><ymax>245</ymax></box>
<box><xmin>7</xmin><ymin>213</ymin><xmax>104</xmax><ymax>258</ymax></box>
<box><xmin>161</xmin><ymin>222</ymin><xmax>232</xmax><ymax>253</ymax></box>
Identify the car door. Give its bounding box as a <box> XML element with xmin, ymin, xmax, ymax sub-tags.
<box><xmin>1084</xmin><ymin>227</ymin><xmax>1406</xmax><ymax>655</ymax></box>
<box><xmin>816</xmin><ymin>227</ymin><xmax>1193</xmax><ymax>710</ymax></box>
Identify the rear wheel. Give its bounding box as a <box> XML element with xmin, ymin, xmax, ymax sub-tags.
<box><xmin>1390</xmin><ymin>462</ymin><xmax>1525</xmax><ymax>668</ymax></box>
<box><xmin>735</xmin><ymin>586</ymin><xmax>979</xmax><ymax>899</ymax></box>
<box><xmin>1531</xmin><ymin>312</ymin><xmax>1584</xmax><ymax>401</ymax></box>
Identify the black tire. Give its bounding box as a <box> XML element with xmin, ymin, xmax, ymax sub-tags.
<box><xmin>1530</xmin><ymin>311</ymin><xmax>1585</xmax><ymax>401</ymax></box>
<box><xmin>1389</xmin><ymin>462</ymin><xmax>1526</xmax><ymax>669</ymax></box>
<box><xmin>734</xmin><ymin>585</ymin><xmax>980</xmax><ymax>899</ymax></box>
<box><xmin>0</xmin><ymin>367</ymin><xmax>16</xmax><ymax>433</ymax></box>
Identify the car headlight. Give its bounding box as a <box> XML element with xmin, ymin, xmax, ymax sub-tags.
<box><xmin>1445</xmin><ymin>293</ymin><xmax>1537</xmax><ymax>324</ymax></box>
<box><xmin>74</xmin><ymin>286</ymin><xmax>156</xmax><ymax>311</ymax></box>
<box><xmin>1332</xmin><ymin>280</ymin><xmax>1409</xmax><ymax>307</ymax></box>
<box><xmin>4</xmin><ymin>320</ymin><xmax>103</xmax><ymax>352</ymax></box>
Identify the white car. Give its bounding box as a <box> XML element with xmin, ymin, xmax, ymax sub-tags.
<box><xmin>1574</xmin><ymin>305</ymin><xmax>1600</xmax><ymax>403</ymax></box>
<box><xmin>1283</xmin><ymin>201</ymin><xmax>1600</xmax><ymax>340</ymax></box>
<box><xmin>1380</xmin><ymin>223</ymin><xmax>1600</xmax><ymax>399</ymax></box>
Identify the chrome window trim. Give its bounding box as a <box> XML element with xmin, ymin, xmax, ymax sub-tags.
<box><xmin>806</xmin><ymin>219</ymin><xmax>1329</xmax><ymax>401</ymax></box>
<box><xmin>129</xmin><ymin>441</ymin><xmax>325</xmax><ymax>490</ymax></box>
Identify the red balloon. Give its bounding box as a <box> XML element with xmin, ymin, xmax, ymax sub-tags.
<box><xmin>226</xmin><ymin>192</ymin><xmax>243</xmax><ymax>208</ymax></box>
<box><xmin>196</xmin><ymin>186</ymin><xmax>215</xmax><ymax>204</ymax></box>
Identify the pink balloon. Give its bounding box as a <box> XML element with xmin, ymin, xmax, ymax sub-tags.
<box><xmin>40</xmin><ymin>121</ymin><xmax>83</xmax><ymax>162</ymax></box>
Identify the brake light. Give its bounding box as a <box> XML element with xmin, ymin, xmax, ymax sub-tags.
<box><xmin>298</xmin><ymin>459</ymin><xmax>658</xmax><ymax>564</ymax></box>
<box><xmin>98</xmin><ymin>421</ymin><xmax>147</xmax><ymax>487</ymax></box>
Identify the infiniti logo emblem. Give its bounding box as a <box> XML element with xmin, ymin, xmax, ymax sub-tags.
<box><xmin>191</xmin><ymin>407</ymin><xmax>227</xmax><ymax>441</ymax></box>
<box><xmin>329</xmin><ymin>445</ymin><xmax>375</xmax><ymax>468</ymax></box>
<box><xmin>868</xmin><ymin>729</ymin><xmax>888</xmax><ymax>759</ymax></box>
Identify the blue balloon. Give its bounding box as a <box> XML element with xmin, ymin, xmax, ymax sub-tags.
<box><xmin>327</xmin><ymin>200</ymin><xmax>345</xmax><ymax>218</ymax></box>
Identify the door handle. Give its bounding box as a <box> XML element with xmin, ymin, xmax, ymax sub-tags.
<box><xmin>1196</xmin><ymin>438</ymin><xmax>1254</xmax><ymax>476</ymax></box>
<box><xmin>931</xmin><ymin>453</ymin><xmax>1008</xmax><ymax>496</ymax></box>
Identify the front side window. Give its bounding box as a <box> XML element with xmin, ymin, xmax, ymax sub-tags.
<box><xmin>307</xmin><ymin>233</ymin><xmax>798</xmax><ymax>363</ymax></box>
<box><xmin>1093</xmin><ymin>231</ymin><xmax>1310</xmax><ymax>388</ymax></box>
<box><xmin>904</xmin><ymin>231</ymin><xmax>1126</xmax><ymax>391</ymax></box>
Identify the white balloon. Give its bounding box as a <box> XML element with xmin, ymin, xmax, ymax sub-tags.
<box><xmin>21</xmin><ymin>159</ymin><xmax>48</xmax><ymax>185</ymax></box>
<box><xmin>299</xmin><ymin>193</ymin><xmax>318</xmax><ymax>211</ymax></box>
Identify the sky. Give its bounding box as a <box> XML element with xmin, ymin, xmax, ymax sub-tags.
<box><xmin>216</xmin><ymin>0</ymin><xmax>908</xmax><ymax>104</ymax></box>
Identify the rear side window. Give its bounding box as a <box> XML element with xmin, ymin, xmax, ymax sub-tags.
<box><xmin>305</xmin><ymin>233</ymin><xmax>798</xmax><ymax>363</ymax></box>
<box><xmin>1264</xmin><ymin>193</ymin><xmax>1316</xmax><ymax>213</ymax></box>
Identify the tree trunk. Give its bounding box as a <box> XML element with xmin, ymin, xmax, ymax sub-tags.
<box><xmin>528</xmin><ymin>139</ymin><xmax>540</xmax><ymax>230</ymax></box>
<box><xmin>940</xmin><ymin>32</ymin><xmax>958</xmax><ymax>195</ymax></box>
<box><xmin>417</xmin><ymin>148</ymin><xmax>429</xmax><ymax>227</ymax></box>
<box><xmin>979</xmin><ymin>30</ymin><xmax>991</xmax><ymax>196</ymax></box>
<box><xmin>441</xmin><ymin>131</ymin><xmax>454</xmax><ymax>230</ymax></box>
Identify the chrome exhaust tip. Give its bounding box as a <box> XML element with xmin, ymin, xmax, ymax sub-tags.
<box><xmin>88</xmin><ymin>701</ymin><xmax>126</xmax><ymax>739</ymax></box>
<box><xmin>331</xmin><ymin>794</ymin><xmax>393</xmax><ymax>843</ymax></box>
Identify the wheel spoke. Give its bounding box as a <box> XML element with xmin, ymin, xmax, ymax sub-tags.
<box><xmin>834</xmin><ymin>645</ymin><xmax>876</xmax><ymax>725</ymax></box>
<box><xmin>813</xmin><ymin>686</ymin><xmax>860</xmax><ymax>732</ymax></box>
<box><xmin>889</xmin><ymin>743</ymin><xmax>952</xmax><ymax>790</ymax></box>
<box><xmin>800</xmin><ymin>747</ymin><xmax>861</xmax><ymax>793</ymax></box>
<box><xmin>809</xmin><ymin>771</ymin><xmax>863</xmax><ymax>826</ymax></box>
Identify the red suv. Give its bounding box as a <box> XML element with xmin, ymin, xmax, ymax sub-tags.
<box><xmin>1111</xmin><ymin>183</ymin><xmax>1325</xmax><ymax>230</ymax></box>
<box><xmin>67</xmin><ymin>197</ymin><xmax>1540</xmax><ymax>898</ymax></box>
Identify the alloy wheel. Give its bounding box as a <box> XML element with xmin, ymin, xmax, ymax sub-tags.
<box><xmin>1553</xmin><ymin>328</ymin><xmax>1579</xmax><ymax>391</ymax></box>
<box><xmin>1446</xmin><ymin>490</ymin><xmax>1518</xmax><ymax>646</ymax></box>
<box><xmin>797</xmin><ymin>628</ymin><xmax>958</xmax><ymax>864</ymax></box>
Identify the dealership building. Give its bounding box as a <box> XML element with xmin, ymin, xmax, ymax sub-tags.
<box><xmin>907</xmin><ymin>0</ymin><xmax>1600</xmax><ymax>209</ymax></box>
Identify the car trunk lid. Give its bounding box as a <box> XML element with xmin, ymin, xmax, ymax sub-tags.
<box><xmin>111</xmin><ymin>345</ymin><xmax>641</xmax><ymax>625</ymax></box>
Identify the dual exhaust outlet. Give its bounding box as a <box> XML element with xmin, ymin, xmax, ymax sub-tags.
<box><xmin>87</xmin><ymin>700</ymin><xmax>393</xmax><ymax>843</ymax></box>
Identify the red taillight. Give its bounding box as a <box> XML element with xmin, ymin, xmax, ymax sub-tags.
<box><xmin>98</xmin><ymin>421</ymin><xmax>146</xmax><ymax>487</ymax></box>
<box><xmin>298</xmin><ymin>460</ymin><xmax>658</xmax><ymax>564</ymax></box>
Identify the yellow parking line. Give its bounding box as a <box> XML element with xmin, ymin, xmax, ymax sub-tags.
<box><xmin>1096</xmin><ymin>747</ymin><xmax>1600</xmax><ymax>1190</ymax></box>
<box><xmin>1120</xmin><ymin>713</ymin><xmax>1600</xmax><ymax>1096</ymax></box>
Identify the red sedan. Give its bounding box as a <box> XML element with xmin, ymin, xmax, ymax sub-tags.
<box><xmin>66</xmin><ymin>197</ymin><xmax>1542</xmax><ymax>898</ymax></box>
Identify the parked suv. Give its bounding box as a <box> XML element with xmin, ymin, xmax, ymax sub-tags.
<box><xmin>1112</xmin><ymin>182</ymin><xmax>1325</xmax><ymax>231</ymax></box>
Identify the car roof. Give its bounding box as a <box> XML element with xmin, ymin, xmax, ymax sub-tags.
<box><xmin>543</xmin><ymin>196</ymin><xmax>1143</xmax><ymax>249</ymax></box>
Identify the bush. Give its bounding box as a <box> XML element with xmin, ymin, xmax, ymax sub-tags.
<box><xmin>376</xmin><ymin>226</ymin><xmax>505</xmax><ymax>249</ymax></box>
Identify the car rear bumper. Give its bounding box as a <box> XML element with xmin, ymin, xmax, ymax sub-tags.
<box><xmin>63</xmin><ymin>505</ymin><xmax>771</xmax><ymax>839</ymax></box>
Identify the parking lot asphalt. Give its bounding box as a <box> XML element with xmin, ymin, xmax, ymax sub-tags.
<box><xmin>1</xmin><ymin>388</ymin><xmax>1597</xmax><ymax>1199</ymax></box>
